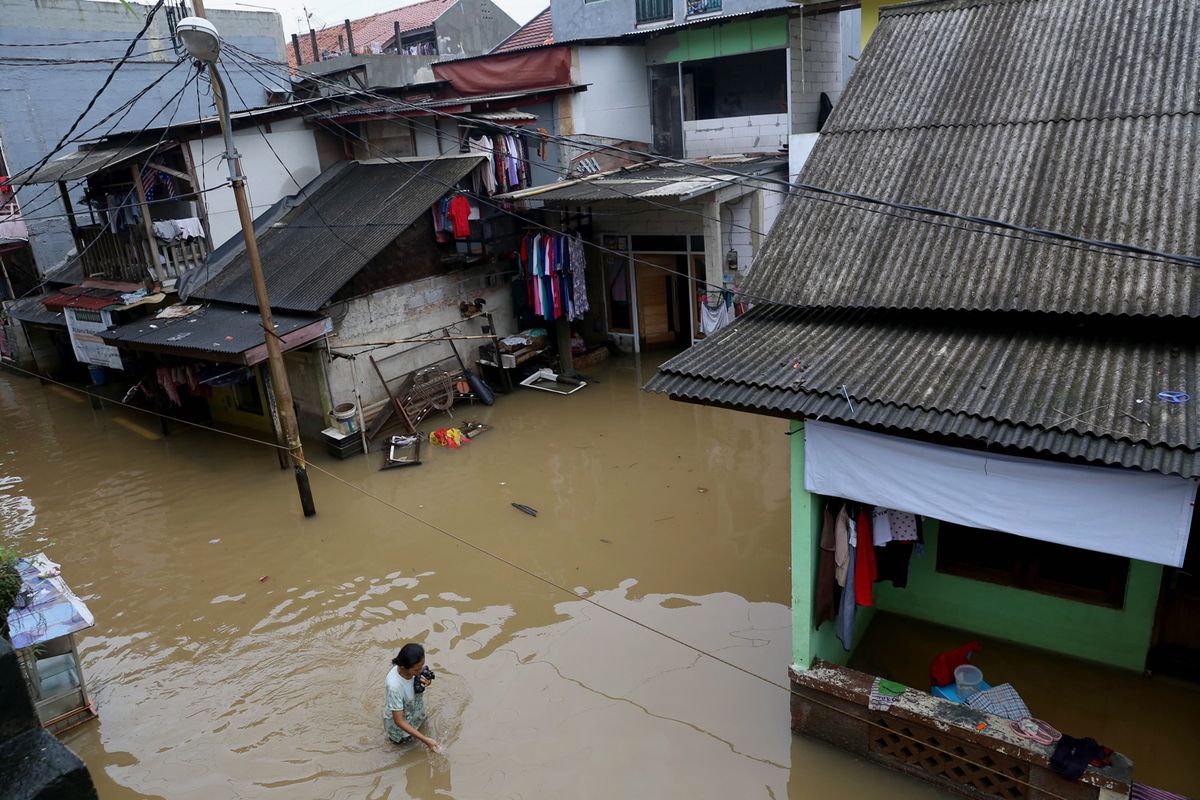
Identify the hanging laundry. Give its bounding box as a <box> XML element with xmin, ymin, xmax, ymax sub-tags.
<box><xmin>446</xmin><ymin>195</ymin><xmax>472</xmax><ymax>239</ymax></box>
<box><xmin>834</xmin><ymin>505</ymin><xmax>852</xmax><ymax>587</ymax></box>
<box><xmin>517</xmin><ymin>231</ymin><xmax>585</xmax><ymax>323</ymax></box>
<box><xmin>568</xmin><ymin>235</ymin><xmax>589</xmax><ymax>320</ymax></box>
<box><xmin>854</xmin><ymin>507</ymin><xmax>877</xmax><ymax>606</ymax></box>
<box><xmin>813</xmin><ymin>506</ymin><xmax>838</xmax><ymax>630</ymax></box>
<box><xmin>837</xmin><ymin>514</ymin><xmax>858</xmax><ymax>651</ymax></box>
<box><xmin>887</xmin><ymin>510</ymin><xmax>920</xmax><ymax>541</ymax></box>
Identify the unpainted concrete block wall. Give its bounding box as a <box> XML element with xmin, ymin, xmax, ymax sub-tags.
<box><xmin>322</xmin><ymin>266</ymin><xmax>515</xmax><ymax>411</ymax></box>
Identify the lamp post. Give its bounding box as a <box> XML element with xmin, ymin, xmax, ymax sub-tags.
<box><xmin>177</xmin><ymin>13</ymin><xmax>316</xmax><ymax>517</ymax></box>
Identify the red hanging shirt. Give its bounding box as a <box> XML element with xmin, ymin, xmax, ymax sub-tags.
<box><xmin>447</xmin><ymin>196</ymin><xmax>472</xmax><ymax>239</ymax></box>
<box><xmin>855</xmin><ymin>508</ymin><xmax>878</xmax><ymax>606</ymax></box>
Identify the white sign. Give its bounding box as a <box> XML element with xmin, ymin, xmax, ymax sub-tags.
<box><xmin>64</xmin><ymin>307</ymin><xmax>124</xmax><ymax>370</ymax></box>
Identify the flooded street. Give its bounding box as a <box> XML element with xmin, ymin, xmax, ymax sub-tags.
<box><xmin>0</xmin><ymin>355</ymin><xmax>944</xmax><ymax>799</ymax></box>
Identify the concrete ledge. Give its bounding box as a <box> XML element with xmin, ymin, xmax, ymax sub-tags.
<box><xmin>0</xmin><ymin>728</ymin><xmax>97</xmax><ymax>800</ymax></box>
<box><xmin>790</xmin><ymin>661</ymin><xmax>1133</xmax><ymax>800</ymax></box>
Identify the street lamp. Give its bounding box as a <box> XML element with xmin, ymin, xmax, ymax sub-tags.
<box><xmin>178</xmin><ymin>14</ymin><xmax>316</xmax><ymax>517</ymax></box>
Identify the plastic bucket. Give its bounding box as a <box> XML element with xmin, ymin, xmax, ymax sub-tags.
<box><xmin>88</xmin><ymin>366</ymin><xmax>107</xmax><ymax>386</ymax></box>
<box><xmin>330</xmin><ymin>402</ymin><xmax>358</xmax><ymax>434</ymax></box>
<box><xmin>954</xmin><ymin>664</ymin><xmax>983</xmax><ymax>699</ymax></box>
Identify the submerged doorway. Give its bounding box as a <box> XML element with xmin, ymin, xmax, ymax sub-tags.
<box><xmin>635</xmin><ymin>254</ymin><xmax>691</xmax><ymax>349</ymax></box>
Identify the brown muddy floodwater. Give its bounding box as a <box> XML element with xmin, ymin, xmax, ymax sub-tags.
<box><xmin>0</xmin><ymin>355</ymin><xmax>945</xmax><ymax>799</ymax></box>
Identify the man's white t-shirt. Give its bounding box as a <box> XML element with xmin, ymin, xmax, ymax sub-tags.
<box><xmin>383</xmin><ymin>666</ymin><xmax>426</xmax><ymax>743</ymax></box>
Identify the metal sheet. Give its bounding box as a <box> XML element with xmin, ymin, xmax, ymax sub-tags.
<box><xmin>744</xmin><ymin>0</ymin><xmax>1200</xmax><ymax>318</ymax></box>
<box><xmin>100</xmin><ymin>304</ymin><xmax>327</xmax><ymax>363</ymax></box>
<box><xmin>191</xmin><ymin>157</ymin><xmax>482</xmax><ymax>312</ymax></box>
<box><xmin>13</xmin><ymin>141</ymin><xmax>159</xmax><ymax>185</ymax></box>
<box><xmin>645</xmin><ymin>306</ymin><xmax>1200</xmax><ymax>478</ymax></box>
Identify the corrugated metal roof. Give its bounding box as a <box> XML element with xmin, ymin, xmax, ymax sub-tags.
<box><xmin>492</xmin><ymin>7</ymin><xmax>553</xmax><ymax>53</ymax></box>
<box><xmin>646</xmin><ymin>306</ymin><xmax>1200</xmax><ymax>477</ymax></box>
<box><xmin>192</xmin><ymin>157</ymin><xmax>481</xmax><ymax>313</ymax></box>
<box><xmin>744</xmin><ymin>0</ymin><xmax>1200</xmax><ymax>317</ymax></box>
<box><xmin>5</xmin><ymin>295</ymin><xmax>66</xmax><ymax>327</ymax></box>
<box><xmin>15</xmin><ymin>141</ymin><xmax>159</xmax><ymax>185</ymax></box>
<box><xmin>317</xmin><ymin>87</ymin><xmax>580</xmax><ymax>122</ymax></box>
<box><xmin>500</xmin><ymin>157</ymin><xmax>787</xmax><ymax>202</ymax></box>
<box><xmin>100</xmin><ymin>305</ymin><xmax>329</xmax><ymax>364</ymax></box>
<box><xmin>289</xmin><ymin>0</ymin><xmax>457</xmax><ymax>67</ymax></box>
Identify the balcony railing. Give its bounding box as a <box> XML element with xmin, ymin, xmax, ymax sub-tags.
<box><xmin>74</xmin><ymin>223</ymin><xmax>209</xmax><ymax>284</ymax></box>
<box><xmin>636</xmin><ymin>0</ymin><xmax>673</xmax><ymax>24</ymax></box>
<box><xmin>686</xmin><ymin>0</ymin><xmax>721</xmax><ymax>15</ymax></box>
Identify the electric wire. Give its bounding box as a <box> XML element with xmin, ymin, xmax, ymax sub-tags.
<box><xmin>0</xmin><ymin>356</ymin><xmax>1085</xmax><ymax>800</ymax></box>
<box><xmin>3</xmin><ymin>57</ymin><xmax>194</xmax><ymax>228</ymax></box>
<box><xmin>7</xmin><ymin>67</ymin><xmax>206</xmax><ymax>303</ymax></box>
<box><xmin>7</xmin><ymin>0</ymin><xmax>168</xmax><ymax>194</ymax></box>
<box><xmin>231</xmin><ymin>42</ymin><xmax>1200</xmax><ymax>270</ymax></box>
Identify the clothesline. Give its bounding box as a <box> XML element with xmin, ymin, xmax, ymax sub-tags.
<box><xmin>515</xmin><ymin>231</ymin><xmax>589</xmax><ymax>323</ymax></box>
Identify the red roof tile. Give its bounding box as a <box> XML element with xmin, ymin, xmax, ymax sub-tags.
<box><xmin>288</xmin><ymin>0</ymin><xmax>456</xmax><ymax>67</ymax></box>
<box><xmin>492</xmin><ymin>7</ymin><xmax>552</xmax><ymax>53</ymax></box>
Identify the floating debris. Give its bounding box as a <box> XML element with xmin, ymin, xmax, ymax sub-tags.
<box><xmin>512</xmin><ymin>503</ymin><xmax>538</xmax><ymax>517</ymax></box>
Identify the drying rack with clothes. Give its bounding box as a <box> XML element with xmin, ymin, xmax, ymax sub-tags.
<box><xmin>431</xmin><ymin>193</ymin><xmax>477</xmax><ymax>242</ymax></box>
<box><xmin>514</xmin><ymin>231</ymin><xmax>589</xmax><ymax>323</ymax></box>
<box><xmin>812</xmin><ymin>498</ymin><xmax>924</xmax><ymax>651</ymax></box>
<box><xmin>465</xmin><ymin>130</ymin><xmax>532</xmax><ymax>196</ymax></box>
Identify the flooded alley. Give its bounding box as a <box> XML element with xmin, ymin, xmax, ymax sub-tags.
<box><xmin>0</xmin><ymin>355</ymin><xmax>946</xmax><ymax>800</ymax></box>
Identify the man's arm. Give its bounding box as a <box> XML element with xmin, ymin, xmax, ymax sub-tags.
<box><xmin>392</xmin><ymin>709</ymin><xmax>439</xmax><ymax>751</ymax></box>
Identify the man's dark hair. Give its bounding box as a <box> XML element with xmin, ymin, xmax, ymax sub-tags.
<box><xmin>392</xmin><ymin>643</ymin><xmax>425</xmax><ymax>668</ymax></box>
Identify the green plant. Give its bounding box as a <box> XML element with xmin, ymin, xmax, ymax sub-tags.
<box><xmin>0</xmin><ymin>545</ymin><xmax>21</xmax><ymax>642</ymax></box>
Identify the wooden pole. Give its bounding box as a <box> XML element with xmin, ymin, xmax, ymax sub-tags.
<box><xmin>291</xmin><ymin>33</ymin><xmax>303</xmax><ymax>65</ymax></box>
<box><xmin>177</xmin><ymin>140</ymin><xmax>214</xmax><ymax>245</ymax></box>
<box><xmin>310</xmin><ymin>29</ymin><xmax>319</xmax><ymax>62</ymax></box>
<box><xmin>130</xmin><ymin>163</ymin><xmax>166</xmax><ymax>282</ymax></box>
<box><xmin>193</xmin><ymin>0</ymin><xmax>316</xmax><ymax>516</ymax></box>
<box><xmin>344</xmin><ymin>20</ymin><xmax>354</xmax><ymax>54</ymax></box>
<box><xmin>56</xmin><ymin>182</ymin><xmax>79</xmax><ymax>235</ymax></box>
<box><xmin>393</xmin><ymin>21</ymin><xmax>401</xmax><ymax>53</ymax></box>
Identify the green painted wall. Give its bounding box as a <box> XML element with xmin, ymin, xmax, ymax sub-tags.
<box><xmin>873</xmin><ymin>522</ymin><xmax>1163</xmax><ymax>673</ymax></box>
<box><xmin>791</xmin><ymin>422</ymin><xmax>874</xmax><ymax>669</ymax></box>
<box><xmin>792</xmin><ymin>426</ymin><xmax>1163</xmax><ymax>673</ymax></box>
<box><xmin>661</xmin><ymin>16</ymin><xmax>788</xmax><ymax>63</ymax></box>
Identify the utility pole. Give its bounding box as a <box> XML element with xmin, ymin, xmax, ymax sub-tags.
<box><xmin>181</xmin><ymin>4</ymin><xmax>316</xmax><ymax>517</ymax></box>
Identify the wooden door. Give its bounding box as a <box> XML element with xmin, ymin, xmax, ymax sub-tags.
<box><xmin>636</xmin><ymin>255</ymin><xmax>676</xmax><ymax>346</ymax></box>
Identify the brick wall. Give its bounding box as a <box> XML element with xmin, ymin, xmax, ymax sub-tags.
<box><xmin>790</xmin><ymin>12</ymin><xmax>846</xmax><ymax>133</ymax></box>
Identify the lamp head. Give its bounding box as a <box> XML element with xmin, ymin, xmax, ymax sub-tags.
<box><xmin>177</xmin><ymin>16</ymin><xmax>221</xmax><ymax>63</ymax></box>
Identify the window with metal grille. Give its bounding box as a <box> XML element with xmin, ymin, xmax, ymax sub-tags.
<box><xmin>686</xmin><ymin>0</ymin><xmax>721</xmax><ymax>15</ymax></box>
<box><xmin>637</xmin><ymin>0</ymin><xmax>673</xmax><ymax>24</ymax></box>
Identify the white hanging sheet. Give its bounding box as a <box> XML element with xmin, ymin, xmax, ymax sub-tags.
<box><xmin>803</xmin><ymin>421</ymin><xmax>1197</xmax><ymax>567</ymax></box>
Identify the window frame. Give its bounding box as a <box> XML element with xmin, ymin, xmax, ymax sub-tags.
<box><xmin>935</xmin><ymin>522</ymin><xmax>1131</xmax><ymax>609</ymax></box>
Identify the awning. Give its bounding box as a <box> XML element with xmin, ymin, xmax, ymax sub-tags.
<box><xmin>13</xmin><ymin>141</ymin><xmax>159</xmax><ymax>185</ymax></box>
<box><xmin>803</xmin><ymin>421</ymin><xmax>1197</xmax><ymax>567</ymax></box>
<box><xmin>99</xmin><ymin>304</ymin><xmax>332</xmax><ymax>365</ymax></box>
<box><xmin>497</xmin><ymin>157</ymin><xmax>787</xmax><ymax>203</ymax></box>
<box><xmin>5</xmin><ymin>295</ymin><xmax>67</xmax><ymax>327</ymax></box>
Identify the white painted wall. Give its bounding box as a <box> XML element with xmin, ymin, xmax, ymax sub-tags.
<box><xmin>573</xmin><ymin>46</ymin><xmax>653</xmax><ymax>145</ymax></box>
<box><xmin>683</xmin><ymin>113</ymin><xmax>789</xmax><ymax>157</ymax></box>
<box><xmin>188</xmin><ymin>121</ymin><xmax>322</xmax><ymax>250</ymax></box>
<box><xmin>322</xmin><ymin>265</ymin><xmax>515</xmax><ymax>410</ymax></box>
<box><xmin>789</xmin><ymin>132</ymin><xmax>820</xmax><ymax>180</ymax></box>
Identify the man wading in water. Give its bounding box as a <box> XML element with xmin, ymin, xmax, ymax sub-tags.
<box><xmin>385</xmin><ymin>643</ymin><xmax>441</xmax><ymax>751</ymax></box>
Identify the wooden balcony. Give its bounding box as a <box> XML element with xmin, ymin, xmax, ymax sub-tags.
<box><xmin>74</xmin><ymin>224</ymin><xmax>209</xmax><ymax>285</ymax></box>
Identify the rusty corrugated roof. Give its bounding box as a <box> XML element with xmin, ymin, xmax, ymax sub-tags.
<box><xmin>646</xmin><ymin>306</ymin><xmax>1200</xmax><ymax>477</ymax></box>
<box><xmin>289</xmin><ymin>0</ymin><xmax>456</xmax><ymax>67</ymax></box>
<box><xmin>492</xmin><ymin>7</ymin><xmax>553</xmax><ymax>53</ymax></box>
<box><xmin>744</xmin><ymin>0</ymin><xmax>1200</xmax><ymax>317</ymax></box>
